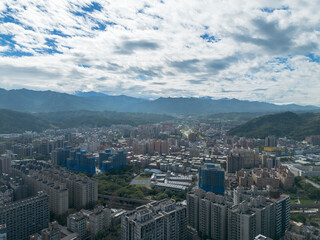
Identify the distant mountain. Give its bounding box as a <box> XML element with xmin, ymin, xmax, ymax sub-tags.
<box><xmin>227</xmin><ymin>111</ymin><xmax>320</xmax><ymax>140</ymax></box>
<box><xmin>75</xmin><ymin>91</ymin><xmax>146</xmax><ymax>112</ymax></box>
<box><xmin>0</xmin><ymin>88</ymin><xmax>318</xmax><ymax>114</ymax></box>
<box><xmin>129</xmin><ymin>97</ymin><xmax>319</xmax><ymax>115</ymax></box>
<box><xmin>0</xmin><ymin>88</ymin><xmax>110</xmax><ymax>112</ymax></box>
<box><xmin>0</xmin><ymin>109</ymin><xmax>173</xmax><ymax>133</ymax></box>
<box><xmin>0</xmin><ymin>109</ymin><xmax>53</xmax><ymax>133</ymax></box>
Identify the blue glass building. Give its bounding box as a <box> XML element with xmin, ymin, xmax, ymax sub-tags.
<box><xmin>199</xmin><ymin>163</ymin><xmax>225</xmax><ymax>195</ymax></box>
<box><xmin>99</xmin><ymin>149</ymin><xmax>127</xmax><ymax>172</ymax></box>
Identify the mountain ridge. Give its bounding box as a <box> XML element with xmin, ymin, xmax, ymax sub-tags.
<box><xmin>227</xmin><ymin>111</ymin><xmax>320</xmax><ymax>140</ymax></box>
<box><xmin>0</xmin><ymin>88</ymin><xmax>319</xmax><ymax>114</ymax></box>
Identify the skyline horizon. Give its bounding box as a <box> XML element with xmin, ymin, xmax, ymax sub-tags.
<box><xmin>1</xmin><ymin>86</ymin><xmax>320</xmax><ymax>108</ymax></box>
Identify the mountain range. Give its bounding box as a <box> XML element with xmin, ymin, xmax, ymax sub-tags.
<box><xmin>0</xmin><ymin>88</ymin><xmax>319</xmax><ymax>114</ymax></box>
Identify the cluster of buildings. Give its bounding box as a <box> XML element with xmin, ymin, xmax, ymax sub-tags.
<box><xmin>51</xmin><ymin>147</ymin><xmax>128</xmax><ymax>175</ymax></box>
<box><xmin>0</xmin><ymin>119</ymin><xmax>319</xmax><ymax>240</ymax></box>
<box><xmin>132</xmin><ymin>139</ymin><xmax>170</xmax><ymax>155</ymax></box>
<box><xmin>187</xmin><ymin>187</ymin><xmax>290</xmax><ymax>240</ymax></box>
<box><xmin>11</xmin><ymin>160</ymin><xmax>98</xmax><ymax>215</ymax></box>
<box><xmin>284</xmin><ymin>221</ymin><xmax>320</xmax><ymax>240</ymax></box>
<box><xmin>226</xmin><ymin>148</ymin><xmax>260</xmax><ymax>173</ymax></box>
<box><xmin>286</xmin><ymin>164</ymin><xmax>320</xmax><ymax>177</ymax></box>
<box><xmin>67</xmin><ymin>206</ymin><xmax>111</xmax><ymax>239</ymax></box>
<box><xmin>236</xmin><ymin>166</ymin><xmax>295</xmax><ymax>190</ymax></box>
<box><xmin>98</xmin><ymin>149</ymin><xmax>127</xmax><ymax>172</ymax></box>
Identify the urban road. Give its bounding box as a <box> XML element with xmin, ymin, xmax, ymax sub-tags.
<box><xmin>304</xmin><ymin>179</ymin><xmax>320</xmax><ymax>189</ymax></box>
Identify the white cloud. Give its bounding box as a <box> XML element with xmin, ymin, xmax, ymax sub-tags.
<box><xmin>0</xmin><ymin>0</ymin><xmax>319</xmax><ymax>106</ymax></box>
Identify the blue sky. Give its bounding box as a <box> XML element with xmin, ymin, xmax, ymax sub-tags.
<box><xmin>0</xmin><ymin>0</ymin><xmax>320</xmax><ymax>106</ymax></box>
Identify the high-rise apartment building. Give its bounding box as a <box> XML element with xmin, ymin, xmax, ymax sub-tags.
<box><xmin>0</xmin><ymin>192</ymin><xmax>49</xmax><ymax>240</ymax></box>
<box><xmin>67</xmin><ymin>212</ymin><xmax>88</xmax><ymax>239</ymax></box>
<box><xmin>99</xmin><ymin>149</ymin><xmax>127</xmax><ymax>172</ymax></box>
<box><xmin>187</xmin><ymin>187</ymin><xmax>289</xmax><ymax>240</ymax></box>
<box><xmin>265</xmin><ymin>136</ymin><xmax>277</xmax><ymax>147</ymax></box>
<box><xmin>271</xmin><ymin>193</ymin><xmax>290</xmax><ymax>239</ymax></box>
<box><xmin>227</xmin><ymin>153</ymin><xmax>242</xmax><ymax>173</ymax></box>
<box><xmin>52</xmin><ymin>148</ymin><xmax>96</xmax><ymax>175</ymax></box>
<box><xmin>187</xmin><ymin>189</ymin><xmax>232</xmax><ymax>239</ymax></box>
<box><xmin>227</xmin><ymin>148</ymin><xmax>260</xmax><ymax>173</ymax></box>
<box><xmin>121</xmin><ymin>199</ymin><xmax>187</xmax><ymax>240</ymax></box>
<box><xmin>11</xmin><ymin>160</ymin><xmax>98</xmax><ymax>213</ymax></box>
<box><xmin>199</xmin><ymin>163</ymin><xmax>225</xmax><ymax>195</ymax></box>
<box><xmin>0</xmin><ymin>154</ymin><xmax>11</xmax><ymax>174</ymax></box>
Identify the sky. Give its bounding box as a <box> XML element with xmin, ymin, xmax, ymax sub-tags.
<box><xmin>0</xmin><ymin>0</ymin><xmax>320</xmax><ymax>106</ymax></box>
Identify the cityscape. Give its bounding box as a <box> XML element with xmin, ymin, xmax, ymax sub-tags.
<box><xmin>1</xmin><ymin>1</ymin><xmax>320</xmax><ymax>240</ymax></box>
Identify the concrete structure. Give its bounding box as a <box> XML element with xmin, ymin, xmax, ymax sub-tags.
<box><xmin>272</xmin><ymin>194</ymin><xmax>290</xmax><ymax>239</ymax></box>
<box><xmin>67</xmin><ymin>212</ymin><xmax>87</xmax><ymax>239</ymax></box>
<box><xmin>236</xmin><ymin>166</ymin><xmax>294</xmax><ymax>190</ymax></box>
<box><xmin>286</xmin><ymin>164</ymin><xmax>320</xmax><ymax>177</ymax></box>
<box><xmin>265</xmin><ymin>136</ymin><xmax>277</xmax><ymax>147</ymax></box>
<box><xmin>285</xmin><ymin>221</ymin><xmax>320</xmax><ymax>240</ymax></box>
<box><xmin>11</xmin><ymin>160</ymin><xmax>98</xmax><ymax>214</ymax></box>
<box><xmin>0</xmin><ymin>192</ymin><xmax>49</xmax><ymax>240</ymax></box>
<box><xmin>187</xmin><ymin>187</ymin><xmax>289</xmax><ymax>240</ymax></box>
<box><xmin>99</xmin><ymin>149</ymin><xmax>127</xmax><ymax>172</ymax></box>
<box><xmin>187</xmin><ymin>189</ymin><xmax>232</xmax><ymax>240</ymax></box>
<box><xmin>121</xmin><ymin>199</ymin><xmax>187</xmax><ymax>240</ymax></box>
<box><xmin>86</xmin><ymin>206</ymin><xmax>111</xmax><ymax>237</ymax></box>
<box><xmin>198</xmin><ymin>163</ymin><xmax>225</xmax><ymax>195</ymax></box>
<box><xmin>0</xmin><ymin>155</ymin><xmax>11</xmax><ymax>174</ymax></box>
<box><xmin>41</xmin><ymin>221</ymin><xmax>60</xmax><ymax>240</ymax></box>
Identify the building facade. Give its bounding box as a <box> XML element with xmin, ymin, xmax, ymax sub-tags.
<box><xmin>0</xmin><ymin>192</ymin><xmax>49</xmax><ymax>240</ymax></box>
<box><xmin>121</xmin><ymin>199</ymin><xmax>187</xmax><ymax>240</ymax></box>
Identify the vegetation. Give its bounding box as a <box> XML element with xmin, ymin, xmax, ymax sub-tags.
<box><xmin>96</xmin><ymin>224</ymin><xmax>121</xmax><ymax>240</ymax></box>
<box><xmin>1</xmin><ymin>88</ymin><xmax>318</xmax><ymax>115</ymax></box>
<box><xmin>198</xmin><ymin>112</ymin><xmax>268</xmax><ymax>124</ymax></box>
<box><xmin>307</xmin><ymin>176</ymin><xmax>320</xmax><ymax>185</ymax></box>
<box><xmin>285</xmin><ymin>177</ymin><xmax>320</xmax><ymax>203</ymax></box>
<box><xmin>0</xmin><ymin>109</ymin><xmax>173</xmax><ymax>133</ymax></box>
<box><xmin>227</xmin><ymin>111</ymin><xmax>320</xmax><ymax>140</ymax></box>
<box><xmin>94</xmin><ymin>165</ymin><xmax>186</xmax><ymax>201</ymax></box>
<box><xmin>0</xmin><ymin>109</ymin><xmax>53</xmax><ymax>133</ymax></box>
<box><xmin>291</xmin><ymin>214</ymin><xmax>307</xmax><ymax>224</ymax></box>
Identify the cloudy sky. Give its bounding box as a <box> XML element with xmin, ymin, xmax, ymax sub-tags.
<box><xmin>0</xmin><ymin>0</ymin><xmax>319</xmax><ymax>105</ymax></box>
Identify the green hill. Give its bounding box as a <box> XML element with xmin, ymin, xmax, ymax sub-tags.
<box><xmin>35</xmin><ymin>110</ymin><xmax>173</xmax><ymax>129</ymax></box>
<box><xmin>0</xmin><ymin>109</ymin><xmax>174</xmax><ymax>134</ymax></box>
<box><xmin>227</xmin><ymin>111</ymin><xmax>320</xmax><ymax>140</ymax></box>
<box><xmin>0</xmin><ymin>109</ymin><xmax>53</xmax><ymax>133</ymax></box>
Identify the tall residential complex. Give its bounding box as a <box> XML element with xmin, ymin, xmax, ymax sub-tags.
<box><xmin>0</xmin><ymin>191</ymin><xmax>49</xmax><ymax>240</ymax></box>
<box><xmin>227</xmin><ymin>148</ymin><xmax>260</xmax><ymax>173</ymax></box>
<box><xmin>52</xmin><ymin>148</ymin><xmax>96</xmax><ymax>175</ymax></box>
<box><xmin>198</xmin><ymin>163</ymin><xmax>225</xmax><ymax>195</ymax></box>
<box><xmin>99</xmin><ymin>149</ymin><xmax>127</xmax><ymax>172</ymax></box>
<box><xmin>0</xmin><ymin>154</ymin><xmax>11</xmax><ymax>174</ymax></box>
<box><xmin>11</xmin><ymin>160</ymin><xmax>98</xmax><ymax>214</ymax></box>
<box><xmin>187</xmin><ymin>187</ymin><xmax>290</xmax><ymax>240</ymax></box>
<box><xmin>121</xmin><ymin>199</ymin><xmax>187</xmax><ymax>240</ymax></box>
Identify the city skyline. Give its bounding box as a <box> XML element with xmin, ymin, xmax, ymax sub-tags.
<box><xmin>0</xmin><ymin>0</ymin><xmax>320</xmax><ymax>106</ymax></box>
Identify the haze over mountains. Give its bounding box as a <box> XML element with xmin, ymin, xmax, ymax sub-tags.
<box><xmin>0</xmin><ymin>88</ymin><xmax>319</xmax><ymax>114</ymax></box>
